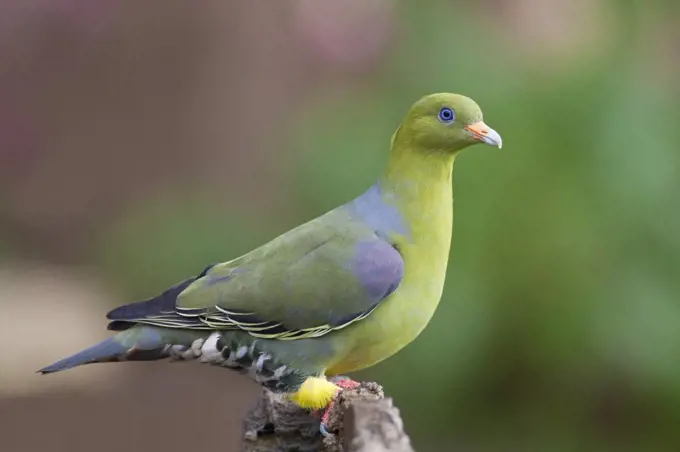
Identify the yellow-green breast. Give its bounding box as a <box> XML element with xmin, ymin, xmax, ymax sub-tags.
<box><xmin>326</xmin><ymin>148</ymin><xmax>456</xmax><ymax>375</ymax></box>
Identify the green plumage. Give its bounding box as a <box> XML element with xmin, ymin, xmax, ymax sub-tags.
<box><xmin>177</xmin><ymin>212</ymin><xmax>399</xmax><ymax>338</ymax></box>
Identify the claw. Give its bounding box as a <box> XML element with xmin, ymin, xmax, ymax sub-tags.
<box><xmin>317</xmin><ymin>377</ymin><xmax>360</xmax><ymax>436</ymax></box>
<box><xmin>333</xmin><ymin>378</ymin><xmax>360</xmax><ymax>390</ymax></box>
<box><xmin>328</xmin><ymin>375</ymin><xmax>361</xmax><ymax>388</ymax></box>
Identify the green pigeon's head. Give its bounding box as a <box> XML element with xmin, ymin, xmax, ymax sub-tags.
<box><xmin>394</xmin><ymin>93</ymin><xmax>502</xmax><ymax>153</ymax></box>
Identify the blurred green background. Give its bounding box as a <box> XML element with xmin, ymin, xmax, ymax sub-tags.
<box><xmin>1</xmin><ymin>1</ymin><xmax>679</xmax><ymax>451</ymax></box>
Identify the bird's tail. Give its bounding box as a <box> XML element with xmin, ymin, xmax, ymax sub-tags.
<box><xmin>38</xmin><ymin>325</ymin><xmax>204</xmax><ymax>374</ymax></box>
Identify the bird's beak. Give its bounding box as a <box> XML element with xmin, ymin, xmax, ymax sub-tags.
<box><xmin>464</xmin><ymin>121</ymin><xmax>503</xmax><ymax>149</ymax></box>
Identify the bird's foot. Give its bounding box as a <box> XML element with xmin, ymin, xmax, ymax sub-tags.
<box><xmin>328</xmin><ymin>375</ymin><xmax>361</xmax><ymax>388</ymax></box>
<box><xmin>318</xmin><ymin>377</ymin><xmax>361</xmax><ymax>436</ymax></box>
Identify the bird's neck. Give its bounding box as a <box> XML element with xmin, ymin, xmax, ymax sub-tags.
<box><xmin>380</xmin><ymin>145</ymin><xmax>456</xmax><ymax>223</ymax></box>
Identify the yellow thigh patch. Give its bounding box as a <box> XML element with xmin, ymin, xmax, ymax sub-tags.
<box><xmin>288</xmin><ymin>377</ymin><xmax>338</xmax><ymax>410</ymax></box>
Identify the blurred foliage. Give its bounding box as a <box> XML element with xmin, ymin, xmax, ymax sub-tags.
<box><xmin>92</xmin><ymin>190</ymin><xmax>276</xmax><ymax>298</ymax></box>
<box><xmin>2</xmin><ymin>0</ymin><xmax>680</xmax><ymax>451</ymax></box>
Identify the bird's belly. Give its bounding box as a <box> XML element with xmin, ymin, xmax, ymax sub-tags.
<box><xmin>325</xmin><ymin>273</ymin><xmax>445</xmax><ymax>375</ymax></box>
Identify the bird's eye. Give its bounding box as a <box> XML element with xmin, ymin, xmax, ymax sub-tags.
<box><xmin>438</xmin><ymin>107</ymin><xmax>455</xmax><ymax>123</ymax></box>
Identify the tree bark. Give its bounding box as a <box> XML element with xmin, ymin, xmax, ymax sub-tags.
<box><xmin>242</xmin><ymin>381</ymin><xmax>414</xmax><ymax>452</ymax></box>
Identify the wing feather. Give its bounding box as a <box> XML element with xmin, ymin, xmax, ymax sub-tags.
<box><xmin>107</xmin><ymin>212</ymin><xmax>404</xmax><ymax>340</ymax></box>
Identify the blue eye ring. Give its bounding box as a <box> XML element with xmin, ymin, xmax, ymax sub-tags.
<box><xmin>438</xmin><ymin>107</ymin><xmax>455</xmax><ymax>123</ymax></box>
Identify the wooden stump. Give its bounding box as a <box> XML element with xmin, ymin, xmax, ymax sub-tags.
<box><xmin>242</xmin><ymin>381</ymin><xmax>414</xmax><ymax>452</ymax></box>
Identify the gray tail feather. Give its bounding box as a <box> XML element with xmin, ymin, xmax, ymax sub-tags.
<box><xmin>38</xmin><ymin>330</ymin><xmax>169</xmax><ymax>374</ymax></box>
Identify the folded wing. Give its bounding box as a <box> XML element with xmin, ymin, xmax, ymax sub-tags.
<box><xmin>107</xmin><ymin>216</ymin><xmax>404</xmax><ymax>340</ymax></box>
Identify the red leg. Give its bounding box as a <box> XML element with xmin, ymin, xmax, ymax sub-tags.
<box><xmin>320</xmin><ymin>399</ymin><xmax>336</xmax><ymax>428</ymax></box>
